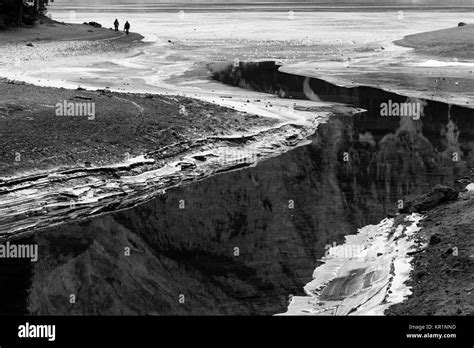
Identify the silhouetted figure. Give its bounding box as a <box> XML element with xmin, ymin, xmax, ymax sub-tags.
<box><xmin>114</xmin><ymin>19</ymin><xmax>119</xmax><ymax>31</ymax></box>
<box><xmin>124</xmin><ymin>21</ymin><xmax>130</xmax><ymax>35</ymax></box>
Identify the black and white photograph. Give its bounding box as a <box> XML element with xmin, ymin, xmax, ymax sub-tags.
<box><xmin>0</xmin><ymin>0</ymin><xmax>472</xmax><ymax>345</ymax></box>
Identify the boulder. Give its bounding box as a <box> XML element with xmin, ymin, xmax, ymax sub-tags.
<box><xmin>458</xmin><ymin>22</ymin><xmax>467</xmax><ymax>27</ymax></box>
<box><xmin>399</xmin><ymin>185</ymin><xmax>458</xmax><ymax>213</ymax></box>
<box><xmin>429</xmin><ymin>234</ymin><xmax>441</xmax><ymax>245</ymax></box>
<box><xmin>88</xmin><ymin>21</ymin><xmax>102</xmax><ymax>28</ymax></box>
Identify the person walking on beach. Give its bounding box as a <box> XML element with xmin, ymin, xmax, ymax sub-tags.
<box><xmin>114</xmin><ymin>19</ymin><xmax>119</xmax><ymax>32</ymax></box>
<box><xmin>124</xmin><ymin>21</ymin><xmax>130</xmax><ymax>35</ymax></box>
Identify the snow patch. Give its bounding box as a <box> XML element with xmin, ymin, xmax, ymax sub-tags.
<box><xmin>280</xmin><ymin>213</ymin><xmax>424</xmax><ymax>316</ymax></box>
<box><xmin>414</xmin><ymin>60</ymin><xmax>474</xmax><ymax>68</ymax></box>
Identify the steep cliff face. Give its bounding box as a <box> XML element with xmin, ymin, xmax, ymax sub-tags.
<box><xmin>3</xmin><ymin>62</ymin><xmax>472</xmax><ymax>315</ymax></box>
<box><xmin>15</xmin><ymin>95</ymin><xmax>472</xmax><ymax>315</ymax></box>
<box><xmin>0</xmin><ymin>240</ymin><xmax>33</xmax><ymax>315</ymax></box>
<box><xmin>23</xmin><ymin>130</ymin><xmax>361</xmax><ymax>315</ymax></box>
<box><xmin>210</xmin><ymin>60</ymin><xmax>474</xmax><ymax>188</ymax></box>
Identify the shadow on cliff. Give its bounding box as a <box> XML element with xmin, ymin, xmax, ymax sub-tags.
<box><xmin>2</xmin><ymin>61</ymin><xmax>473</xmax><ymax>315</ymax></box>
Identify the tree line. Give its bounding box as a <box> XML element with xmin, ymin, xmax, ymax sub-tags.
<box><xmin>0</xmin><ymin>0</ymin><xmax>49</xmax><ymax>28</ymax></box>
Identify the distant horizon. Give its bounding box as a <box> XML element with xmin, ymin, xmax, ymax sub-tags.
<box><xmin>52</xmin><ymin>0</ymin><xmax>474</xmax><ymax>5</ymax></box>
<box><xmin>50</xmin><ymin>0</ymin><xmax>474</xmax><ymax>12</ymax></box>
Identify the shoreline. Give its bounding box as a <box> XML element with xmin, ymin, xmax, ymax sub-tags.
<box><xmin>0</xmin><ymin>17</ymin><xmax>147</xmax><ymax>80</ymax></box>
<box><xmin>395</xmin><ymin>24</ymin><xmax>474</xmax><ymax>60</ymax></box>
<box><xmin>1</xmin><ymin>17</ymin><xmax>473</xmax><ymax>316</ymax></box>
<box><xmin>48</xmin><ymin>6</ymin><xmax>474</xmax><ymax>12</ymax></box>
<box><xmin>0</xmin><ymin>15</ymin><xmax>144</xmax><ymax>45</ymax></box>
<box><xmin>0</xmin><ymin>16</ymin><xmax>352</xmax><ymax>240</ymax></box>
<box><xmin>0</xmin><ymin>77</ymin><xmax>279</xmax><ymax>178</ymax></box>
<box><xmin>280</xmin><ymin>24</ymin><xmax>474</xmax><ymax>110</ymax></box>
<box><xmin>0</xmin><ymin>75</ymin><xmax>335</xmax><ymax>240</ymax></box>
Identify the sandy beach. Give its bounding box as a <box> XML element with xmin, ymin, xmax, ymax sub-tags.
<box><xmin>0</xmin><ymin>5</ymin><xmax>472</xmax><ymax>321</ymax></box>
<box><xmin>1</xmin><ymin>16</ymin><xmax>349</xmax><ymax>239</ymax></box>
<box><xmin>395</xmin><ymin>24</ymin><xmax>474</xmax><ymax>60</ymax></box>
<box><xmin>0</xmin><ymin>78</ymin><xmax>279</xmax><ymax>177</ymax></box>
<box><xmin>0</xmin><ymin>14</ymin><xmax>144</xmax><ymax>43</ymax></box>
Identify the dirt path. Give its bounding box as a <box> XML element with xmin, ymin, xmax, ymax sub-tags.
<box><xmin>0</xmin><ymin>16</ymin><xmax>143</xmax><ymax>46</ymax></box>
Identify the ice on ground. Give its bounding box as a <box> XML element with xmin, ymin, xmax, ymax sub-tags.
<box><xmin>280</xmin><ymin>213</ymin><xmax>424</xmax><ymax>316</ymax></box>
<box><xmin>414</xmin><ymin>60</ymin><xmax>474</xmax><ymax>68</ymax></box>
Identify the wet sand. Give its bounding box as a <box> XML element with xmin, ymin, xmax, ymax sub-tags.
<box><xmin>1</xmin><ymin>11</ymin><xmax>473</xmax><ymax>316</ymax></box>
<box><xmin>0</xmin><ymin>15</ymin><xmax>143</xmax><ymax>44</ymax></box>
<box><xmin>1</xmin><ymin>18</ymin><xmax>363</xmax><ymax>240</ymax></box>
<box><xmin>0</xmin><ymin>79</ymin><xmax>277</xmax><ymax>178</ymax></box>
<box><xmin>281</xmin><ymin>24</ymin><xmax>474</xmax><ymax>109</ymax></box>
<box><xmin>395</xmin><ymin>24</ymin><xmax>474</xmax><ymax>60</ymax></box>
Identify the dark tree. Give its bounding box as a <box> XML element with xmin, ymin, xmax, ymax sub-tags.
<box><xmin>0</xmin><ymin>0</ymin><xmax>49</xmax><ymax>28</ymax></box>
